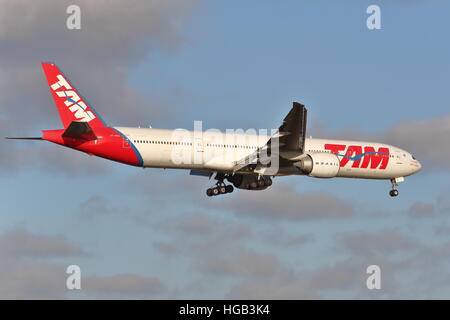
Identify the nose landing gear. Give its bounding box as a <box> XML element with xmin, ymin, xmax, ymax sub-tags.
<box><xmin>389</xmin><ymin>189</ymin><xmax>399</xmax><ymax>197</ymax></box>
<box><xmin>389</xmin><ymin>178</ymin><xmax>402</xmax><ymax>197</ymax></box>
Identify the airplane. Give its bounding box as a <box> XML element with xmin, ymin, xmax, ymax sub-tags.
<box><xmin>7</xmin><ymin>63</ymin><xmax>421</xmax><ymax>197</ymax></box>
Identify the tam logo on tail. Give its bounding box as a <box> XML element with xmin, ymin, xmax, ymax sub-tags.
<box><xmin>41</xmin><ymin>62</ymin><xmax>105</xmax><ymax>128</ymax></box>
<box><xmin>51</xmin><ymin>74</ymin><xmax>96</xmax><ymax>122</ymax></box>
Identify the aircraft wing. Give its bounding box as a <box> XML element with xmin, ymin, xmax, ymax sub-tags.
<box><xmin>233</xmin><ymin>102</ymin><xmax>307</xmax><ymax>173</ymax></box>
<box><xmin>278</xmin><ymin>101</ymin><xmax>307</xmax><ymax>152</ymax></box>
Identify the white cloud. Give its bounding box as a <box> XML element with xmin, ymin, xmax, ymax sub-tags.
<box><xmin>0</xmin><ymin>227</ymin><xmax>167</xmax><ymax>299</ymax></box>
<box><xmin>338</xmin><ymin>229</ymin><xmax>416</xmax><ymax>256</ymax></box>
<box><xmin>0</xmin><ymin>0</ymin><xmax>198</xmax><ymax>173</ymax></box>
<box><xmin>84</xmin><ymin>274</ymin><xmax>166</xmax><ymax>297</ymax></box>
<box><xmin>408</xmin><ymin>201</ymin><xmax>434</xmax><ymax>217</ymax></box>
<box><xmin>0</xmin><ymin>227</ymin><xmax>84</xmax><ymax>258</ymax></box>
<box><xmin>0</xmin><ymin>227</ymin><xmax>83</xmax><ymax>299</ymax></box>
<box><xmin>204</xmin><ymin>250</ymin><xmax>281</xmax><ymax>277</ymax></box>
<box><xmin>217</xmin><ymin>182</ymin><xmax>355</xmax><ymax>220</ymax></box>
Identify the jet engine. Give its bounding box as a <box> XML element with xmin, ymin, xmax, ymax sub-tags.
<box><xmin>227</xmin><ymin>174</ymin><xmax>273</xmax><ymax>190</ymax></box>
<box><xmin>295</xmin><ymin>153</ymin><xmax>341</xmax><ymax>178</ymax></box>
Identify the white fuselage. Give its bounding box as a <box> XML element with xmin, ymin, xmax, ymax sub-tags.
<box><xmin>115</xmin><ymin>127</ymin><xmax>421</xmax><ymax>180</ymax></box>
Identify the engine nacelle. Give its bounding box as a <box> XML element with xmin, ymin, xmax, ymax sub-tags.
<box><xmin>295</xmin><ymin>153</ymin><xmax>340</xmax><ymax>178</ymax></box>
<box><xmin>227</xmin><ymin>174</ymin><xmax>272</xmax><ymax>190</ymax></box>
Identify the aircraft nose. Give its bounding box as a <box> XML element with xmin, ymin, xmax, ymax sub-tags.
<box><xmin>414</xmin><ymin>160</ymin><xmax>422</xmax><ymax>173</ymax></box>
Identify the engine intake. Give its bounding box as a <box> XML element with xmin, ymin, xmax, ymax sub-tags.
<box><xmin>296</xmin><ymin>153</ymin><xmax>340</xmax><ymax>178</ymax></box>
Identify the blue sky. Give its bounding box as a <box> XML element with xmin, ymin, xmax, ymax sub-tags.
<box><xmin>130</xmin><ymin>0</ymin><xmax>450</xmax><ymax>130</ymax></box>
<box><xmin>0</xmin><ymin>0</ymin><xmax>450</xmax><ymax>299</ymax></box>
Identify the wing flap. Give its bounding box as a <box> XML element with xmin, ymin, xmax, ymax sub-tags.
<box><xmin>190</xmin><ymin>169</ymin><xmax>213</xmax><ymax>178</ymax></box>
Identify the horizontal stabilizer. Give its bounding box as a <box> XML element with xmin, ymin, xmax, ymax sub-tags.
<box><xmin>5</xmin><ymin>137</ymin><xmax>42</xmax><ymax>140</ymax></box>
<box><xmin>62</xmin><ymin>121</ymin><xmax>97</xmax><ymax>141</ymax></box>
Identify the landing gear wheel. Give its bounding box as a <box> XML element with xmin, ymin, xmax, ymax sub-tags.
<box><xmin>225</xmin><ymin>185</ymin><xmax>234</xmax><ymax>193</ymax></box>
<box><xmin>206</xmin><ymin>173</ymin><xmax>236</xmax><ymax>196</ymax></box>
<box><xmin>264</xmin><ymin>178</ymin><xmax>273</xmax><ymax>187</ymax></box>
<box><xmin>257</xmin><ymin>179</ymin><xmax>265</xmax><ymax>188</ymax></box>
<box><xmin>389</xmin><ymin>178</ymin><xmax>401</xmax><ymax>197</ymax></box>
<box><xmin>389</xmin><ymin>189</ymin><xmax>399</xmax><ymax>197</ymax></box>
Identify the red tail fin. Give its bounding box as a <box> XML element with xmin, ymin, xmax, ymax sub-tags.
<box><xmin>41</xmin><ymin>62</ymin><xmax>106</xmax><ymax>128</ymax></box>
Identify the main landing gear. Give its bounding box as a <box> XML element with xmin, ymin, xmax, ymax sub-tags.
<box><xmin>206</xmin><ymin>173</ymin><xmax>234</xmax><ymax>197</ymax></box>
<box><xmin>389</xmin><ymin>178</ymin><xmax>401</xmax><ymax>197</ymax></box>
<box><xmin>206</xmin><ymin>184</ymin><xmax>234</xmax><ymax>197</ymax></box>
